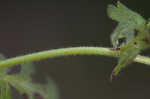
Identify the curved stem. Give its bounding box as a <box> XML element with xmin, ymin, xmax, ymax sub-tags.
<box><xmin>0</xmin><ymin>47</ymin><xmax>149</xmax><ymax>68</ymax></box>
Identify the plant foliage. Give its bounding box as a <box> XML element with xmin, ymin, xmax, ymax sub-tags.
<box><xmin>0</xmin><ymin>1</ymin><xmax>150</xmax><ymax>98</ymax></box>
<box><xmin>107</xmin><ymin>1</ymin><xmax>150</xmax><ymax>79</ymax></box>
<box><xmin>0</xmin><ymin>55</ymin><xmax>59</xmax><ymax>99</ymax></box>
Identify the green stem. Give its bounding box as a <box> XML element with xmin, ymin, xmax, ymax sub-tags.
<box><xmin>0</xmin><ymin>47</ymin><xmax>149</xmax><ymax>68</ymax></box>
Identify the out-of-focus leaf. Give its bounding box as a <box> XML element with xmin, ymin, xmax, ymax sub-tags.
<box><xmin>44</xmin><ymin>79</ymin><xmax>59</xmax><ymax>99</ymax></box>
<box><xmin>0</xmin><ymin>54</ymin><xmax>10</xmax><ymax>74</ymax></box>
<box><xmin>0</xmin><ymin>79</ymin><xmax>12</xmax><ymax>99</ymax></box>
<box><xmin>0</xmin><ymin>59</ymin><xmax>59</xmax><ymax>99</ymax></box>
<box><xmin>5</xmin><ymin>75</ymin><xmax>59</xmax><ymax>99</ymax></box>
<box><xmin>21</xmin><ymin>62</ymin><xmax>35</xmax><ymax>77</ymax></box>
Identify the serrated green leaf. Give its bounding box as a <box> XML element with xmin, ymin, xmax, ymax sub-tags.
<box><xmin>111</xmin><ymin>23</ymin><xmax>135</xmax><ymax>48</ymax></box>
<box><xmin>108</xmin><ymin>1</ymin><xmax>147</xmax><ymax>49</ymax></box>
<box><xmin>111</xmin><ymin>43</ymin><xmax>140</xmax><ymax>77</ymax></box>
<box><xmin>107</xmin><ymin>1</ymin><xmax>146</xmax><ymax>30</ymax></box>
<box><xmin>108</xmin><ymin>2</ymin><xmax>150</xmax><ymax>79</ymax></box>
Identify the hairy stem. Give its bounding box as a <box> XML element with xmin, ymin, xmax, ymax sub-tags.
<box><xmin>0</xmin><ymin>47</ymin><xmax>149</xmax><ymax>68</ymax></box>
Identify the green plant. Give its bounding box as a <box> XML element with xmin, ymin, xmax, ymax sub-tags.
<box><xmin>0</xmin><ymin>1</ymin><xmax>150</xmax><ymax>99</ymax></box>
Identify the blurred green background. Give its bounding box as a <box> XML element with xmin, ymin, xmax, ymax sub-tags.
<box><xmin>1</xmin><ymin>0</ymin><xmax>150</xmax><ymax>99</ymax></box>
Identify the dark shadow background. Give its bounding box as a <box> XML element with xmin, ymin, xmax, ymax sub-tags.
<box><xmin>1</xmin><ymin>0</ymin><xmax>150</xmax><ymax>99</ymax></box>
